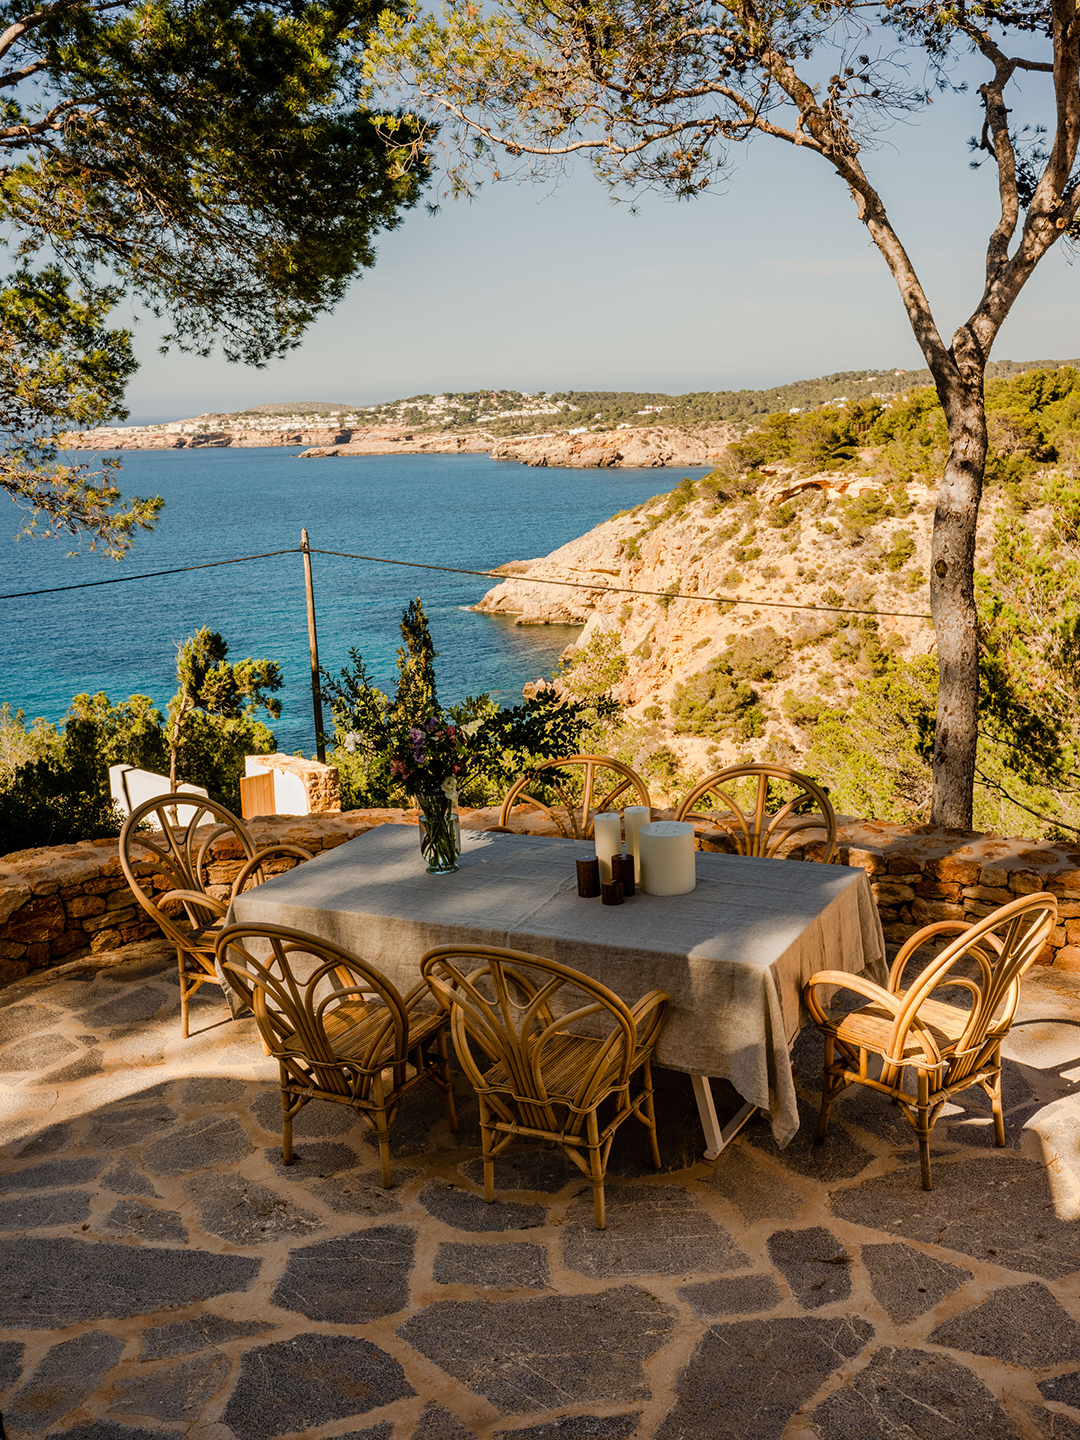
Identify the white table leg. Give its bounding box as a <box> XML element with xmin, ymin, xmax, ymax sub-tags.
<box><xmin>692</xmin><ymin>1074</ymin><xmax>757</xmax><ymax>1161</ymax></box>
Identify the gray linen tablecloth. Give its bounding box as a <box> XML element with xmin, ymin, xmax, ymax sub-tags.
<box><xmin>226</xmin><ymin>824</ymin><xmax>885</xmax><ymax>1145</ymax></box>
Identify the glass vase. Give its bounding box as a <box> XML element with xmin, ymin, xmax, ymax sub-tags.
<box><xmin>416</xmin><ymin>781</ymin><xmax>461</xmax><ymax>874</ymax></box>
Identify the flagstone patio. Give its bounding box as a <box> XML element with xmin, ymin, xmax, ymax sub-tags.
<box><xmin>1</xmin><ymin>939</ymin><xmax>1079</xmax><ymax>1440</ymax></box>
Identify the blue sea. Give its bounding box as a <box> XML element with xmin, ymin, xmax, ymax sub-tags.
<box><xmin>0</xmin><ymin>448</ymin><xmax>706</xmax><ymax>753</ymax></box>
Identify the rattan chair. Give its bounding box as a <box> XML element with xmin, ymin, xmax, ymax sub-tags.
<box><xmin>804</xmin><ymin>892</ymin><xmax>1057</xmax><ymax>1189</ymax></box>
<box><xmin>217</xmin><ymin>923</ymin><xmax>458</xmax><ymax>1186</ymax></box>
<box><xmin>120</xmin><ymin>794</ymin><xmax>312</xmax><ymax>1037</ymax></box>
<box><xmin>497</xmin><ymin>755</ymin><xmax>651</xmax><ymax>840</ymax></box>
<box><xmin>675</xmin><ymin>762</ymin><xmax>837</xmax><ymax>863</ymax></box>
<box><xmin>421</xmin><ymin>944</ymin><xmax>669</xmax><ymax>1228</ymax></box>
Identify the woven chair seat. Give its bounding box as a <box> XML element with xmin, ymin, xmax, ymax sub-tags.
<box><xmin>834</xmin><ymin>995</ymin><xmax>970</xmax><ymax>1061</ymax></box>
<box><xmin>482</xmin><ymin>1031</ymin><xmax>652</xmax><ymax>1103</ymax></box>
<box><xmin>282</xmin><ymin>1000</ymin><xmax>446</xmax><ymax>1069</ymax></box>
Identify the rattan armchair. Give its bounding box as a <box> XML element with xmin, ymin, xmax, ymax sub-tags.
<box><xmin>804</xmin><ymin>892</ymin><xmax>1057</xmax><ymax>1189</ymax></box>
<box><xmin>217</xmin><ymin>923</ymin><xmax>458</xmax><ymax>1185</ymax></box>
<box><xmin>675</xmin><ymin>762</ymin><xmax>837</xmax><ymax>863</ymax></box>
<box><xmin>422</xmin><ymin>944</ymin><xmax>669</xmax><ymax>1228</ymax></box>
<box><xmin>497</xmin><ymin>755</ymin><xmax>651</xmax><ymax>839</ymax></box>
<box><xmin>119</xmin><ymin>794</ymin><xmax>312</xmax><ymax>1037</ymax></box>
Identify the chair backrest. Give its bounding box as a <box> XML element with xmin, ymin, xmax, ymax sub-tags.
<box><xmin>216</xmin><ymin>923</ymin><xmax>411</xmax><ymax>1097</ymax></box>
<box><xmin>119</xmin><ymin>793</ymin><xmax>258</xmax><ymax>948</ymax></box>
<box><xmin>497</xmin><ymin>755</ymin><xmax>651</xmax><ymax>839</ymax></box>
<box><xmin>675</xmin><ymin>763</ymin><xmax>837</xmax><ymax>863</ymax></box>
<box><xmin>421</xmin><ymin>945</ymin><xmax>653</xmax><ymax>1129</ymax></box>
<box><xmin>891</xmin><ymin>893</ymin><xmax>1057</xmax><ymax>1082</ymax></box>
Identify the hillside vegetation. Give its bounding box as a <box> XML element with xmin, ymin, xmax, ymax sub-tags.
<box><xmin>225</xmin><ymin>358</ymin><xmax>1080</xmax><ymax>437</ymax></box>
<box><xmin>480</xmin><ymin>367</ymin><xmax>1080</xmax><ymax>840</ymax></box>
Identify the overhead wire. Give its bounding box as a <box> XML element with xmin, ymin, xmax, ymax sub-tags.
<box><xmin>0</xmin><ymin>543</ymin><xmax>934</xmax><ymax>621</ymax></box>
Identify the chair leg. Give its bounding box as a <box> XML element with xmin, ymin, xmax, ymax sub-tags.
<box><xmin>916</xmin><ymin>1071</ymin><xmax>933</xmax><ymax>1190</ymax></box>
<box><xmin>177</xmin><ymin>949</ymin><xmax>190</xmax><ymax>1039</ymax></box>
<box><xmin>586</xmin><ymin>1108</ymin><xmax>607</xmax><ymax>1230</ymax></box>
<box><xmin>479</xmin><ymin>1096</ymin><xmax>495</xmax><ymax>1203</ymax></box>
<box><xmin>437</xmin><ymin>1028</ymin><xmax>459</xmax><ymax>1133</ymax></box>
<box><xmin>815</xmin><ymin>1035</ymin><xmax>835</xmax><ymax>1143</ymax></box>
<box><xmin>917</xmin><ymin>1125</ymin><xmax>933</xmax><ymax>1190</ymax></box>
<box><xmin>281</xmin><ymin>1085</ymin><xmax>294</xmax><ymax>1166</ymax></box>
<box><xmin>376</xmin><ymin>1120</ymin><xmax>393</xmax><ymax>1188</ymax></box>
<box><xmin>641</xmin><ymin>1060</ymin><xmax>661</xmax><ymax>1170</ymax></box>
<box><xmin>986</xmin><ymin>1070</ymin><xmax>1006</xmax><ymax>1148</ymax></box>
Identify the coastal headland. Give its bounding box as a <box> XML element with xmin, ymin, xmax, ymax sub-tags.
<box><xmin>59</xmin><ymin>414</ymin><xmax>733</xmax><ymax>468</ymax></box>
<box><xmin>59</xmin><ymin>371</ymin><xmax>990</xmax><ymax>469</ymax></box>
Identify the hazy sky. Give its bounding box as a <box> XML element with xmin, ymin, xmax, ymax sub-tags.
<box><xmin>123</xmin><ymin>76</ymin><xmax>1080</xmax><ymax>421</ymax></box>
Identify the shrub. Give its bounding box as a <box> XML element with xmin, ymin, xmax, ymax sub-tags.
<box><xmin>723</xmin><ymin>626</ymin><xmax>790</xmax><ymax>681</ymax></box>
<box><xmin>671</xmin><ymin>664</ymin><xmax>764</xmax><ymax>739</ymax></box>
<box><xmin>883</xmin><ymin>529</ymin><xmax>916</xmax><ymax>571</ymax></box>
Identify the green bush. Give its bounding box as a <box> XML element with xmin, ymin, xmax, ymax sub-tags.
<box><xmin>723</xmin><ymin>626</ymin><xmax>790</xmax><ymax>681</ymax></box>
<box><xmin>883</xmin><ymin>529</ymin><xmax>916</xmax><ymax>572</ymax></box>
<box><xmin>671</xmin><ymin>663</ymin><xmax>764</xmax><ymax>739</ymax></box>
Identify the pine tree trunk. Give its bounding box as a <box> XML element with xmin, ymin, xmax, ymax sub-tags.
<box><xmin>929</xmin><ymin>375</ymin><xmax>987</xmax><ymax>830</ymax></box>
<box><xmin>169</xmin><ymin>697</ymin><xmax>189</xmax><ymax>790</ymax></box>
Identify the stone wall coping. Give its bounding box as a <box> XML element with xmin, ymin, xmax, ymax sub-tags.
<box><xmin>249</xmin><ymin>752</ymin><xmax>338</xmax><ymax>778</ymax></box>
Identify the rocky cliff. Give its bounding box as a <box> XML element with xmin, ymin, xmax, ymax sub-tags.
<box><xmin>299</xmin><ymin>429</ymin><xmax>494</xmax><ymax>458</ymax></box>
<box><xmin>474</xmin><ymin>467</ymin><xmax>981</xmax><ymax>775</ymax></box>
<box><xmin>487</xmin><ymin>425</ymin><xmax>736</xmax><ymax>468</ymax></box>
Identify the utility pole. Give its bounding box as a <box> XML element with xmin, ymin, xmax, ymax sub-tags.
<box><xmin>300</xmin><ymin>529</ymin><xmax>326</xmax><ymax>762</ymax></box>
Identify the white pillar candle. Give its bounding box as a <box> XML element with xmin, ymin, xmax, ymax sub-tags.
<box><xmin>638</xmin><ymin>820</ymin><xmax>696</xmax><ymax>895</ymax></box>
<box><xmin>593</xmin><ymin>810</ymin><xmax>623</xmax><ymax>885</ymax></box>
<box><xmin>623</xmin><ymin>806</ymin><xmax>652</xmax><ymax>869</ymax></box>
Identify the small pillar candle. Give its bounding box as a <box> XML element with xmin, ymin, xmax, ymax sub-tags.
<box><xmin>638</xmin><ymin>820</ymin><xmax>696</xmax><ymax>896</ymax></box>
<box><xmin>576</xmin><ymin>856</ymin><xmax>601</xmax><ymax>897</ymax></box>
<box><xmin>593</xmin><ymin>810</ymin><xmax>622</xmax><ymax>885</ymax></box>
<box><xmin>612</xmin><ymin>852</ymin><xmax>635</xmax><ymax>897</ymax></box>
<box><xmin>601</xmin><ymin>879</ymin><xmax>624</xmax><ymax>906</ymax></box>
<box><xmin>623</xmin><ymin>806</ymin><xmax>651</xmax><ymax>870</ymax></box>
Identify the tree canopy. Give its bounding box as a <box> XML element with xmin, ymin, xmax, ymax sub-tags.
<box><xmin>0</xmin><ymin>0</ymin><xmax>430</xmax><ymax>552</ymax></box>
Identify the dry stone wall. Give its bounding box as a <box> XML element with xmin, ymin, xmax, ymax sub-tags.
<box><xmin>1</xmin><ymin>808</ymin><xmax>1079</xmax><ymax>984</ymax></box>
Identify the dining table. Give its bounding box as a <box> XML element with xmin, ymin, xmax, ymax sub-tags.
<box><xmin>225</xmin><ymin>823</ymin><xmax>887</xmax><ymax>1155</ymax></box>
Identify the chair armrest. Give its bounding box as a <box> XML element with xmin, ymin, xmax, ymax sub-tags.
<box><xmin>228</xmin><ymin>845</ymin><xmax>314</xmax><ymax>903</ymax></box>
<box><xmin>402</xmin><ymin>977</ymin><xmax>446</xmax><ymax>1017</ymax></box>
<box><xmin>803</xmin><ymin>970</ymin><xmax>900</xmax><ymax>1027</ymax></box>
<box><xmin>160</xmin><ymin>888</ymin><xmax>227</xmax><ymax>916</ymax></box>
<box><xmin>805</xmin><ymin>970</ymin><xmax>947</xmax><ymax>1070</ymax></box>
<box><xmin>887</xmin><ymin>920</ymin><xmax>977</xmax><ymax>991</ymax></box>
<box><xmin>628</xmin><ymin>990</ymin><xmax>669</xmax><ymax>1050</ymax></box>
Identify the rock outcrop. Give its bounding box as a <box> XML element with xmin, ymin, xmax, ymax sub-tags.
<box><xmin>488</xmin><ymin>425</ymin><xmax>735</xmax><ymax>468</ymax></box>
<box><xmin>299</xmin><ymin>429</ymin><xmax>494</xmax><ymax>458</ymax></box>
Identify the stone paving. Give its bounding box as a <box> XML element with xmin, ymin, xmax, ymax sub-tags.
<box><xmin>1</xmin><ymin>939</ymin><xmax>1079</xmax><ymax>1440</ymax></box>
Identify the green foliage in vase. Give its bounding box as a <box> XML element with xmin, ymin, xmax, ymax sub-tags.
<box><xmin>322</xmin><ymin>597</ymin><xmax>617</xmax><ymax>809</ymax></box>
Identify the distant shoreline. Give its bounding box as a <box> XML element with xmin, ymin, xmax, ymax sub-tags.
<box><xmin>61</xmin><ymin>423</ymin><xmax>733</xmax><ymax>470</ymax></box>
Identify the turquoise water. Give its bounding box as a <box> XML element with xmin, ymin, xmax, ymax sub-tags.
<box><xmin>0</xmin><ymin>448</ymin><xmax>705</xmax><ymax>752</ymax></box>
